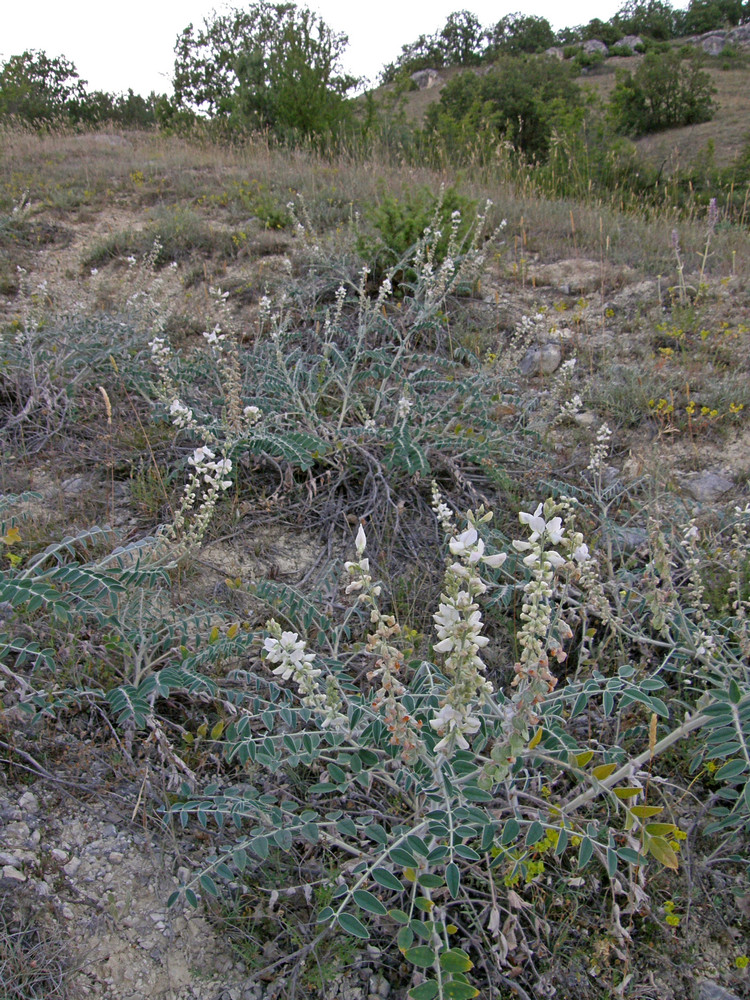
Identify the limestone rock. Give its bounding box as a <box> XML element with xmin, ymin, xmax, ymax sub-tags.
<box><xmin>2</xmin><ymin>865</ymin><xmax>26</xmax><ymax>882</ymax></box>
<box><xmin>617</xmin><ymin>34</ymin><xmax>643</xmax><ymax>51</ymax></box>
<box><xmin>699</xmin><ymin>32</ymin><xmax>729</xmax><ymax>55</ymax></box>
<box><xmin>529</xmin><ymin>258</ymin><xmax>602</xmax><ymax>295</ymax></box>
<box><xmin>410</xmin><ymin>69</ymin><xmax>440</xmax><ymax>90</ymax></box>
<box><xmin>679</xmin><ymin>470</ymin><xmax>734</xmax><ymax>503</ymax></box>
<box><xmin>544</xmin><ymin>46</ymin><xmax>564</xmax><ymax>60</ymax></box>
<box><xmin>583</xmin><ymin>39</ymin><xmax>609</xmax><ymax>55</ymax></box>
<box><xmin>697</xmin><ymin>981</ymin><xmax>743</xmax><ymax>1000</ymax></box>
<box><xmin>519</xmin><ymin>343</ymin><xmax>562</xmax><ymax>376</ymax></box>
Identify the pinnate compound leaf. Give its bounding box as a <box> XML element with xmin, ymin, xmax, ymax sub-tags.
<box><xmin>630</xmin><ymin>805</ymin><xmax>662</xmax><ymax>818</ymax></box>
<box><xmin>715</xmin><ymin>759</ymin><xmax>748</xmax><ymax>781</ymax></box>
<box><xmin>390</xmin><ymin>847</ymin><xmax>418</xmax><ymax>867</ymax></box>
<box><xmin>501</xmin><ymin>818</ymin><xmax>520</xmax><ymax>845</ymax></box>
<box><xmin>398</xmin><ymin>926</ymin><xmax>415</xmax><ymax>951</ymax></box>
<box><xmin>614</xmin><ymin>787</ymin><xmax>641</xmax><ymax>799</ymax></box>
<box><xmin>578</xmin><ymin>837</ymin><xmax>594</xmax><ymax>869</ymax></box>
<box><xmin>592</xmin><ymin>763</ymin><xmax>617</xmax><ymax>781</ymax></box>
<box><xmin>417</xmin><ymin>873</ymin><xmax>444</xmax><ymax>888</ymax></box>
<box><xmin>646</xmin><ymin>835</ymin><xmax>679</xmax><ymax>870</ymax></box>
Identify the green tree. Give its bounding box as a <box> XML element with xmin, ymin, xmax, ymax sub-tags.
<box><xmin>580</xmin><ymin>17</ymin><xmax>622</xmax><ymax>45</ymax></box>
<box><xmin>379</xmin><ymin>35</ymin><xmax>445</xmax><ymax>83</ymax></box>
<box><xmin>437</xmin><ymin>10</ymin><xmax>486</xmax><ymax>65</ymax></box>
<box><xmin>609</xmin><ymin>48</ymin><xmax>716</xmax><ymax>135</ymax></box>
<box><xmin>379</xmin><ymin>11</ymin><xmax>485</xmax><ymax>83</ymax></box>
<box><xmin>683</xmin><ymin>0</ymin><xmax>749</xmax><ymax>32</ymax></box>
<box><xmin>487</xmin><ymin>13</ymin><xmax>556</xmax><ymax>55</ymax></box>
<box><xmin>0</xmin><ymin>50</ymin><xmax>87</xmax><ymax>123</ymax></box>
<box><xmin>613</xmin><ymin>0</ymin><xmax>680</xmax><ymax>39</ymax></box>
<box><xmin>172</xmin><ymin>2</ymin><xmax>356</xmax><ymax>134</ymax></box>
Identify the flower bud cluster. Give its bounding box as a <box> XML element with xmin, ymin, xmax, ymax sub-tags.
<box><xmin>262</xmin><ymin>620</ymin><xmax>347</xmax><ymax>731</ymax></box>
<box><xmin>323</xmin><ymin>284</ymin><xmax>347</xmax><ymax>339</ymax></box>
<box><xmin>344</xmin><ymin>525</ymin><xmax>422</xmax><ymax>762</ymax></box>
<box><xmin>553</xmin><ymin>393</ymin><xmax>583</xmax><ymax>426</ymax></box>
<box><xmin>201</xmin><ymin>323</ymin><xmax>250</xmax><ymax>433</ymax></box>
<box><xmin>396</xmin><ymin>395</ymin><xmax>413</xmax><ymax>422</ymax></box>
<box><xmin>588</xmin><ymin>423</ymin><xmax>613</xmax><ymax>496</ymax></box>
<box><xmin>430</xmin><ymin>486</ymin><xmax>506</xmax><ymax>757</ymax></box>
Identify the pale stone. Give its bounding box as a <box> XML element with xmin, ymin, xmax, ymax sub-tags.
<box><xmin>519</xmin><ymin>343</ymin><xmax>562</xmax><ymax>376</ymax></box>
<box><xmin>680</xmin><ymin>471</ymin><xmax>734</xmax><ymax>503</ymax></box>
<box><xmin>2</xmin><ymin>865</ymin><xmax>26</xmax><ymax>882</ymax></box>
<box><xmin>583</xmin><ymin>39</ymin><xmax>609</xmax><ymax>55</ymax></box>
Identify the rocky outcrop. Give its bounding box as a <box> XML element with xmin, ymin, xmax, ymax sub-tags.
<box><xmin>688</xmin><ymin>22</ymin><xmax>750</xmax><ymax>54</ymax></box>
<box><xmin>583</xmin><ymin>39</ymin><xmax>609</xmax><ymax>55</ymax></box>
<box><xmin>410</xmin><ymin>68</ymin><xmax>440</xmax><ymax>89</ymax></box>
<box><xmin>615</xmin><ymin>34</ymin><xmax>643</xmax><ymax>51</ymax></box>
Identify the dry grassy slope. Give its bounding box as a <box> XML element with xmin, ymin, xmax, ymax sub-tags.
<box><xmin>372</xmin><ymin>49</ymin><xmax>750</xmax><ymax>170</ymax></box>
<box><xmin>1</xmin><ymin>128</ymin><xmax>749</xmax><ymax>524</ymax></box>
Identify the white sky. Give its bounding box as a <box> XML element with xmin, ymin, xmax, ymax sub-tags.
<box><xmin>3</xmin><ymin>0</ymin><xmax>652</xmax><ymax>98</ymax></box>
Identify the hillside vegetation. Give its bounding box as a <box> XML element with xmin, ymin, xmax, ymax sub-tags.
<box><xmin>0</xmin><ymin>3</ymin><xmax>750</xmax><ymax>999</ymax></box>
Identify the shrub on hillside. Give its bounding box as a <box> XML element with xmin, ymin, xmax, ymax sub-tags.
<box><xmin>609</xmin><ymin>48</ymin><xmax>716</xmax><ymax>135</ymax></box>
<box><xmin>356</xmin><ymin>185</ymin><xmax>478</xmax><ymax>289</ymax></box>
<box><xmin>424</xmin><ymin>57</ymin><xmax>583</xmax><ymax>162</ymax></box>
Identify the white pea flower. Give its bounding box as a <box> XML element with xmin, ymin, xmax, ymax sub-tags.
<box><xmin>519</xmin><ymin>504</ymin><xmax>564</xmax><ymax>545</ymax></box>
<box><xmin>189</xmin><ymin>446</ymin><xmax>215</xmax><ymax>466</ymax></box>
<box><xmin>430</xmin><ymin>705</ymin><xmax>481</xmax><ymax>753</ymax></box>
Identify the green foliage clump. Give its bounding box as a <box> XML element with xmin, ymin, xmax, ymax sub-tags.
<box><xmin>613</xmin><ymin>0</ymin><xmax>682</xmax><ymax>40</ymax></box>
<box><xmin>609</xmin><ymin>48</ymin><xmax>717</xmax><ymax>135</ymax></box>
<box><xmin>172</xmin><ymin>1</ymin><xmax>357</xmax><ymax>137</ymax></box>
<box><xmin>0</xmin><ymin>49</ymin><xmax>161</xmax><ymax>128</ymax></box>
<box><xmin>425</xmin><ymin>57</ymin><xmax>583</xmax><ymax>162</ymax></box>
<box><xmin>487</xmin><ymin>13</ymin><xmax>557</xmax><ymax>55</ymax></box>
<box><xmin>683</xmin><ymin>0</ymin><xmax>750</xmax><ymax>33</ymax></box>
<box><xmin>379</xmin><ymin>11</ymin><xmax>486</xmax><ymax>82</ymax></box>
<box><xmin>356</xmin><ymin>185</ymin><xmax>477</xmax><ymax>285</ymax></box>
<box><xmin>0</xmin><ymin>50</ymin><xmax>86</xmax><ymax>124</ymax></box>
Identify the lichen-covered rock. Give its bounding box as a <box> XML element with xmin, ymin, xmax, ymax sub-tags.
<box><xmin>410</xmin><ymin>68</ymin><xmax>440</xmax><ymax>89</ymax></box>
<box><xmin>583</xmin><ymin>39</ymin><xmax>609</xmax><ymax>55</ymax></box>
<box><xmin>519</xmin><ymin>343</ymin><xmax>562</xmax><ymax>376</ymax></box>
